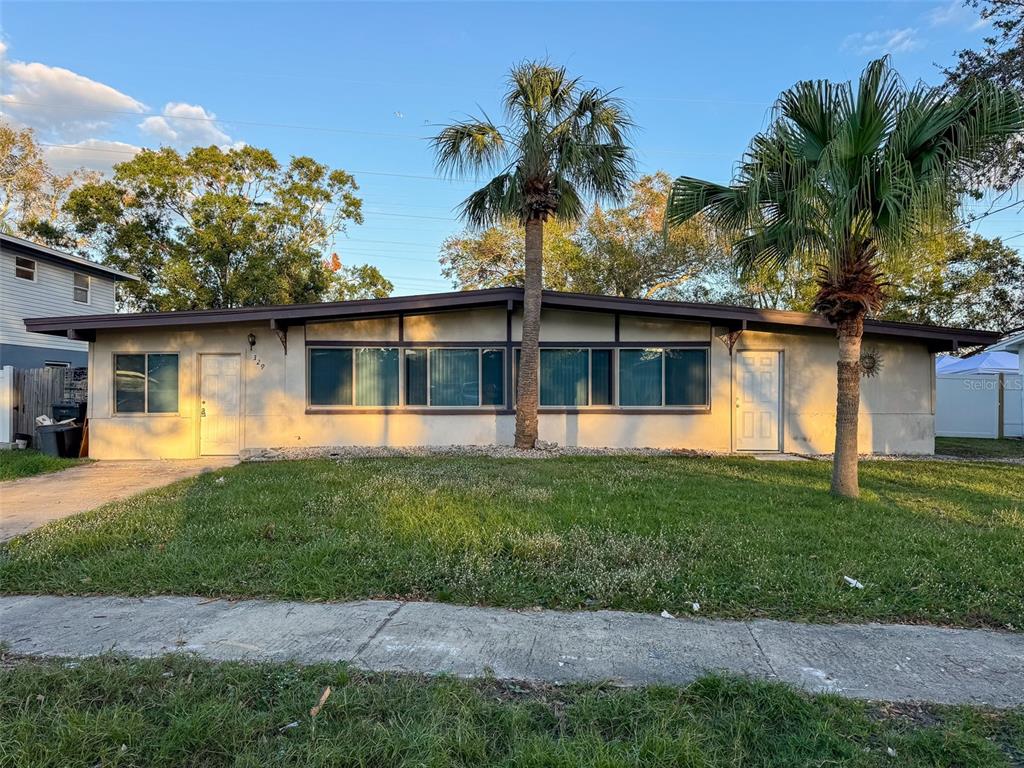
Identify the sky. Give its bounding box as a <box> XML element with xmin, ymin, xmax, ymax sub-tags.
<box><xmin>2</xmin><ymin>0</ymin><xmax>1020</xmax><ymax>296</ymax></box>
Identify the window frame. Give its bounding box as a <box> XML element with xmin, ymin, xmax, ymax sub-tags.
<box><xmin>73</xmin><ymin>272</ymin><xmax>91</xmax><ymax>304</ymax></box>
<box><xmin>306</xmin><ymin>345</ymin><xmax>508</xmax><ymax>411</ymax></box>
<box><xmin>615</xmin><ymin>347</ymin><xmax>710</xmax><ymax>410</ymax></box>
<box><xmin>306</xmin><ymin>345</ymin><xmax>400</xmax><ymax>408</ymax></box>
<box><xmin>14</xmin><ymin>256</ymin><xmax>36</xmax><ymax>281</ymax></box>
<box><xmin>523</xmin><ymin>347</ymin><xmax>612</xmax><ymax>409</ymax></box>
<box><xmin>112</xmin><ymin>351</ymin><xmax>180</xmax><ymax>416</ymax></box>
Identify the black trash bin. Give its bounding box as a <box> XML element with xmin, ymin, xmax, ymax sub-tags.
<box><xmin>52</xmin><ymin>401</ymin><xmax>87</xmax><ymax>422</ymax></box>
<box><xmin>36</xmin><ymin>423</ymin><xmax>83</xmax><ymax>458</ymax></box>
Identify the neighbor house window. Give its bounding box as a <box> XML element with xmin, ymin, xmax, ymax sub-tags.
<box><xmin>404</xmin><ymin>348</ymin><xmax>505</xmax><ymax>407</ymax></box>
<box><xmin>308</xmin><ymin>347</ymin><xmax>399</xmax><ymax>407</ymax></box>
<box><xmin>15</xmin><ymin>257</ymin><xmax>35</xmax><ymax>281</ymax></box>
<box><xmin>619</xmin><ymin>348</ymin><xmax>708</xmax><ymax>407</ymax></box>
<box><xmin>73</xmin><ymin>273</ymin><xmax>91</xmax><ymax>303</ymax></box>
<box><xmin>114</xmin><ymin>353</ymin><xmax>179</xmax><ymax>414</ymax></box>
<box><xmin>515</xmin><ymin>348</ymin><xmax>615</xmax><ymax>407</ymax></box>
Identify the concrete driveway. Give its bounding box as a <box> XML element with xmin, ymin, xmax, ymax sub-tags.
<box><xmin>0</xmin><ymin>458</ymin><xmax>238</xmax><ymax>540</ymax></box>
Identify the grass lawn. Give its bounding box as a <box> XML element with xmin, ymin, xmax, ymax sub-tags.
<box><xmin>935</xmin><ymin>437</ymin><xmax>1024</xmax><ymax>460</ymax></box>
<box><xmin>2</xmin><ymin>654</ymin><xmax>1020</xmax><ymax>768</ymax></box>
<box><xmin>2</xmin><ymin>456</ymin><xmax>1021</xmax><ymax>628</ymax></box>
<box><xmin>0</xmin><ymin>449</ymin><xmax>86</xmax><ymax>481</ymax></box>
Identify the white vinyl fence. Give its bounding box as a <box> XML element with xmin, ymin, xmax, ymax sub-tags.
<box><xmin>0</xmin><ymin>366</ymin><xmax>12</xmax><ymax>444</ymax></box>
<box><xmin>936</xmin><ymin>373</ymin><xmax>1023</xmax><ymax>439</ymax></box>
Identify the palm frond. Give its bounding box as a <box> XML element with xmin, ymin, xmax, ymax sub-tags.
<box><xmin>459</xmin><ymin>172</ymin><xmax>525</xmax><ymax>228</ymax></box>
<box><xmin>432</xmin><ymin>120</ymin><xmax>506</xmax><ymax>179</ymax></box>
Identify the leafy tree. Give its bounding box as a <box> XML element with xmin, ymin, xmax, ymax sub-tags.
<box><xmin>324</xmin><ymin>253</ymin><xmax>394</xmax><ymax>300</ymax></box>
<box><xmin>440</xmin><ymin>174</ymin><xmax>724</xmax><ymax>301</ymax></box>
<box><xmin>433</xmin><ymin>61</ymin><xmax>634</xmax><ymax>448</ymax></box>
<box><xmin>943</xmin><ymin>0</ymin><xmax>1024</xmax><ymax>194</ymax></box>
<box><xmin>0</xmin><ymin>122</ymin><xmax>91</xmax><ymax>247</ymax></box>
<box><xmin>65</xmin><ymin>145</ymin><xmax>367</xmax><ymax>311</ymax></box>
<box><xmin>439</xmin><ymin>218</ymin><xmax>580</xmax><ymax>292</ymax></box>
<box><xmin>883</xmin><ymin>232</ymin><xmax>1023</xmax><ymax>332</ymax></box>
<box><xmin>666</xmin><ymin>58</ymin><xmax>1023</xmax><ymax>498</ymax></box>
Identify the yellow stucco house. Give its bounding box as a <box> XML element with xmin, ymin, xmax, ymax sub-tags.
<box><xmin>24</xmin><ymin>288</ymin><xmax>999</xmax><ymax>459</ymax></box>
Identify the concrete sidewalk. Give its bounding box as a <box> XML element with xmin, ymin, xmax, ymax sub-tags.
<box><xmin>0</xmin><ymin>458</ymin><xmax>237</xmax><ymax>540</ymax></box>
<box><xmin>1</xmin><ymin>595</ymin><xmax>1021</xmax><ymax>707</ymax></box>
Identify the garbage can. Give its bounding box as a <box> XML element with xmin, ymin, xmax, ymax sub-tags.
<box><xmin>52</xmin><ymin>401</ymin><xmax>87</xmax><ymax>422</ymax></box>
<box><xmin>36</xmin><ymin>423</ymin><xmax>83</xmax><ymax>458</ymax></box>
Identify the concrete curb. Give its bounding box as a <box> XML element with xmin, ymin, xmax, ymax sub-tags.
<box><xmin>1</xmin><ymin>595</ymin><xmax>1021</xmax><ymax>707</ymax></box>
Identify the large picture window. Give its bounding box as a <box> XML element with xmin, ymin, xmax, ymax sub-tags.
<box><xmin>114</xmin><ymin>353</ymin><xmax>179</xmax><ymax>414</ymax></box>
<box><xmin>619</xmin><ymin>348</ymin><xmax>708</xmax><ymax>407</ymax></box>
<box><xmin>516</xmin><ymin>348</ymin><xmax>616</xmax><ymax>407</ymax></box>
<box><xmin>308</xmin><ymin>347</ymin><xmax>399</xmax><ymax>406</ymax></box>
<box><xmin>405</xmin><ymin>348</ymin><xmax>505</xmax><ymax>407</ymax></box>
<box><xmin>310</xmin><ymin>346</ymin><xmax>503</xmax><ymax>408</ymax></box>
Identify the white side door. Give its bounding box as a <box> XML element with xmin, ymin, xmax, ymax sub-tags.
<box><xmin>200</xmin><ymin>354</ymin><xmax>240</xmax><ymax>455</ymax></box>
<box><xmin>735</xmin><ymin>350</ymin><xmax>781</xmax><ymax>451</ymax></box>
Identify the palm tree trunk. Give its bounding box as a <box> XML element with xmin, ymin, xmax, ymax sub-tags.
<box><xmin>514</xmin><ymin>216</ymin><xmax>543</xmax><ymax>448</ymax></box>
<box><xmin>831</xmin><ymin>314</ymin><xmax>864</xmax><ymax>498</ymax></box>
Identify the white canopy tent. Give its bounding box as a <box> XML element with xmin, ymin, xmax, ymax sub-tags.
<box><xmin>936</xmin><ymin>350</ymin><xmax>1022</xmax><ymax>439</ymax></box>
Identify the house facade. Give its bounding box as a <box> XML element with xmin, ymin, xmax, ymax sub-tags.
<box><xmin>0</xmin><ymin>234</ymin><xmax>137</xmax><ymax>368</ymax></box>
<box><xmin>24</xmin><ymin>288</ymin><xmax>999</xmax><ymax>459</ymax></box>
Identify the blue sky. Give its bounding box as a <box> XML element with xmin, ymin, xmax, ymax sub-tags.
<box><xmin>2</xmin><ymin>1</ymin><xmax>1019</xmax><ymax>295</ymax></box>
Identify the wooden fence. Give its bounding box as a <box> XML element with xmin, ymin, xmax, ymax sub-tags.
<box><xmin>9</xmin><ymin>367</ymin><xmax>68</xmax><ymax>441</ymax></box>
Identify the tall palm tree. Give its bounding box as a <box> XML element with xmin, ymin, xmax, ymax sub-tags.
<box><xmin>433</xmin><ymin>61</ymin><xmax>634</xmax><ymax>448</ymax></box>
<box><xmin>666</xmin><ymin>58</ymin><xmax>1023</xmax><ymax>497</ymax></box>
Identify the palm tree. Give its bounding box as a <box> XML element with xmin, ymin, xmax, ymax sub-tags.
<box><xmin>666</xmin><ymin>58</ymin><xmax>1023</xmax><ymax>497</ymax></box>
<box><xmin>433</xmin><ymin>61</ymin><xmax>634</xmax><ymax>448</ymax></box>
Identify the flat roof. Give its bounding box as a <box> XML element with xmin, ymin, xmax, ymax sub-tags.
<box><xmin>22</xmin><ymin>287</ymin><xmax>1001</xmax><ymax>351</ymax></box>
<box><xmin>1</xmin><ymin>233</ymin><xmax>139</xmax><ymax>282</ymax></box>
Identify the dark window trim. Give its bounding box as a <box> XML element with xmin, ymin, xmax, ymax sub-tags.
<box><xmin>617</xmin><ymin>347</ymin><xmax>711</xmax><ymax>409</ymax></box>
<box><xmin>306</xmin><ymin>344</ymin><xmax>507</xmax><ymax>411</ymax></box>
<box><xmin>112</xmin><ymin>351</ymin><xmax>180</xmax><ymax>416</ymax></box>
<box><xmin>306</xmin><ymin>346</ymin><xmax>400</xmax><ymax>408</ymax></box>
<box><xmin>305</xmin><ymin>339</ymin><xmax>709</xmax><ymax>349</ymax></box>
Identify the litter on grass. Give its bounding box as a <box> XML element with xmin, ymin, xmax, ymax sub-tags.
<box><xmin>660</xmin><ymin>610</ymin><xmax>675</xmax><ymax>619</ymax></box>
<box><xmin>843</xmin><ymin>576</ymin><xmax>865</xmax><ymax>589</ymax></box>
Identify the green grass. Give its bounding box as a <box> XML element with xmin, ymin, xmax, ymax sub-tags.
<box><xmin>0</xmin><ymin>449</ymin><xmax>86</xmax><ymax>481</ymax></box>
<box><xmin>1</xmin><ymin>456</ymin><xmax>1022</xmax><ymax>627</ymax></box>
<box><xmin>1</xmin><ymin>654</ymin><xmax>1020</xmax><ymax>768</ymax></box>
<box><xmin>935</xmin><ymin>437</ymin><xmax>1024</xmax><ymax>460</ymax></box>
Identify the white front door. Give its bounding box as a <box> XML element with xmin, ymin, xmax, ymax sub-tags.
<box><xmin>735</xmin><ymin>350</ymin><xmax>781</xmax><ymax>451</ymax></box>
<box><xmin>200</xmin><ymin>354</ymin><xmax>240</xmax><ymax>455</ymax></box>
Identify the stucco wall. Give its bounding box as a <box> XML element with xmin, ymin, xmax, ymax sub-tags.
<box><xmin>85</xmin><ymin>308</ymin><xmax>935</xmax><ymax>459</ymax></box>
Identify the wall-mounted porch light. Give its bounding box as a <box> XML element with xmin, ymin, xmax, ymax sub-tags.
<box><xmin>247</xmin><ymin>332</ymin><xmax>257</xmax><ymax>351</ymax></box>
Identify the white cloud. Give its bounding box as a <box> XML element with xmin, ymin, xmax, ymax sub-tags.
<box><xmin>44</xmin><ymin>138</ymin><xmax>141</xmax><ymax>174</ymax></box>
<box><xmin>0</xmin><ymin>42</ymin><xmax>145</xmax><ymax>141</ymax></box>
<box><xmin>927</xmin><ymin>0</ymin><xmax>966</xmax><ymax>26</ymax></box>
<box><xmin>139</xmin><ymin>102</ymin><xmax>239</xmax><ymax>149</ymax></box>
<box><xmin>841</xmin><ymin>28</ymin><xmax>923</xmax><ymax>56</ymax></box>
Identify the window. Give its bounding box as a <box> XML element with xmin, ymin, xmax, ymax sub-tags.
<box><xmin>44</xmin><ymin>361</ymin><xmax>71</xmax><ymax>369</ymax></box>
<box><xmin>114</xmin><ymin>353</ymin><xmax>179</xmax><ymax>414</ymax></box>
<box><xmin>407</xmin><ymin>348</ymin><xmax>504</xmax><ymax>407</ymax></box>
<box><xmin>540</xmin><ymin>349</ymin><xmax>588</xmax><ymax>406</ymax></box>
<box><xmin>73</xmin><ymin>273</ymin><xmax>90</xmax><ymax>303</ymax></box>
<box><xmin>516</xmin><ymin>348</ymin><xmax>615</xmax><ymax>407</ymax></box>
<box><xmin>619</xmin><ymin>348</ymin><xmax>708</xmax><ymax>407</ymax></box>
<box><xmin>15</xmin><ymin>257</ymin><xmax>35</xmax><ymax>281</ymax></box>
<box><xmin>308</xmin><ymin>347</ymin><xmax>399</xmax><ymax>406</ymax></box>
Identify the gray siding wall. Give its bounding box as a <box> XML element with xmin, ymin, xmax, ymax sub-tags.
<box><xmin>0</xmin><ymin>248</ymin><xmax>117</xmax><ymax>356</ymax></box>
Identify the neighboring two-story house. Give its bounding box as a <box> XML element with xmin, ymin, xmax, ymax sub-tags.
<box><xmin>0</xmin><ymin>233</ymin><xmax>137</xmax><ymax>368</ymax></box>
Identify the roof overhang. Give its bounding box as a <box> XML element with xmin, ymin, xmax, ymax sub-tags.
<box><xmin>1</xmin><ymin>233</ymin><xmax>139</xmax><ymax>282</ymax></box>
<box><xmin>23</xmin><ymin>287</ymin><xmax>1001</xmax><ymax>351</ymax></box>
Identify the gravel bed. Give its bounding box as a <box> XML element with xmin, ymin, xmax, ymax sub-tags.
<box><xmin>241</xmin><ymin>444</ymin><xmax>724</xmax><ymax>461</ymax></box>
<box><xmin>242</xmin><ymin>444</ymin><xmax>1024</xmax><ymax>464</ymax></box>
